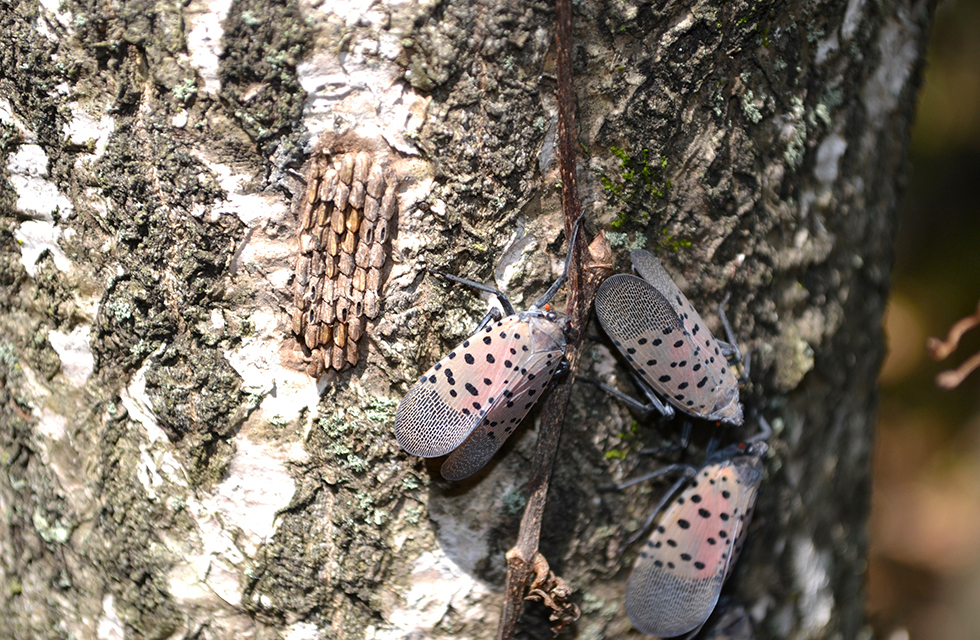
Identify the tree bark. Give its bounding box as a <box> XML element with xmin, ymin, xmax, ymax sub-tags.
<box><xmin>0</xmin><ymin>0</ymin><xmax>932</xmax><ymax>638</ymax></box>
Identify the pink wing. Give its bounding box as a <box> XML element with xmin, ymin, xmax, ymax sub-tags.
<box><xmin>396</xmin><ymin>314</ymin><xmax>563</xmax><ymax>471</ymax></box>
<box><xmin>595</xmin><ymin>272</ymin><xmax>741</xmax><ymax>424</ymax></box>
<box><xmin>625</xmin><ymin>454</ymin><xmax>763</xmax><ymax>637</ymax></box>
<box><xmin>440</xmin><ymin>335</ymin><xmax>564</xmax><ymax>480</ymax></box>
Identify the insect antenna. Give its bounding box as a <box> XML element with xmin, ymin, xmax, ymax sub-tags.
<box><xmin>428</xmin><ymin>269</ymin><xmax>517</xmax><ymax>317</ymax></box>
<box><xmin>531</xmin><ymin>213</ymin><xmax>584</xmax><ymax>309</ymax></box>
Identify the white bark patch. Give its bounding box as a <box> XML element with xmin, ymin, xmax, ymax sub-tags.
<box><xmin>184</xmin><ymin>0</ymin><xmax>233</xmax><ymax>95</ymax></box>
<box><xmin>37</xmin><ymin>0</ymin><xmax>73</xmax><ymax>33</ymax></box>
<box><xmin>14</xmin><ymin>220</ymin><xmax>72</xmax><ymax>277</ymax></box>
<box><xmin>137</xmin><ymin>444</ymin><xmax>165</xmax><ymax>500</ymax></box>
<box><xmin>590</xmin><ymin>343</ymin><xmax>620</xmax><ymax>379</ymax></box>
<box><xmin>120</xmin><ymin>347</ymin><xmax>170</xmax><ymax>444</ymax></box>
<box><xmin>386</xmin><ymin>171</ymin><xmax>433</xmax><ymax>273</ymax></box>
<box><xmin>841</xmin><ymin>0</ymin><xmax>867</xmax><ymax>41</ymax></box>
<box><xmin>284</xmin><ymin>621</ymin><xmax>321</xmax><ymax>640</ymax></box>
<box><xmin>0</xmin><ymin>98</ymin><xmax>36</xmax><ymax>141</ymax></box>
<box><xmin>861</xmin><ymin>18</ymin><xmax>918</xmax><ymax>128</ymax></box>
<box><xmin>204</xmin><ymin>554</ymin><xmax>246</xmax><ymax>607</ymax></box>
<box><xmin>297</xmin><ymin>0</ymin><xmax>428</xmax><ymax>155</ymax></box>
<box><xmin>63</xmin><ymin>104</ymin><xmax>115</xmax><ymax>161</ymax></box>
<box><xmin>225</xmin><ymin>310</ymin><xmax>321</xmax><ymax>424</ymax></box>
<box><xmin>816</xmin><ymin>33</ymin><xmax>839</xmax><ymax>64</ymax></box>
<box><xmin>384</xmin><ymin>551</ymin><xmax>493</xmax><ymax>636</ymax></box>
<box><xmin>47</xmin><ymin>325</ymin><xmax>95</xmax><ymax>386</ymax></box>
<box><xmin>424</xmin><ymin>468</ymin><xmax>527</xmax><ymax>599</ymax></box>
<box><xmin>165</xmin><ymin>437</ymin><xmax>301</xmax><ymax>616</ymax></box>
<box><xmin>791</xmin><ymin>537</ymin><xmax>834</xmax><ymax>638</ymax></box>
<box><xmin>36</xmin><ymin>407</ymin><xmax>68</xmax><ymax>442</ymax></box>
<box><xmin>207</xmin><ymin>436</ymin><xmax>298</xmax><ymax>555</ymax></box>
<box><xmin>814</xmin><ymin>133</ymin><xmax>847</xmax><ymax>188</ymax></box>
<box><xmin>192</xmin><ymin>153</ymin><xmax>288</xmax><ymax>227</ymax></box>
<box><xmin>494</xmin><ymin>219</ymin><xmax>535</xmax><ymax>294</ymax></box>
<box><xmin>8</xmin><ymin>144</ymin><xmax>74</xmax><ymax>221</ymax></box>
<box><xmin>97</xmin><ymin>595</ymin><xmax>125</xmax><ymax>640</ymax></box>
<box><xmin>119</xmin><ymin>350</ymin><xmax>189</xmax><ymax>498</ymax></box>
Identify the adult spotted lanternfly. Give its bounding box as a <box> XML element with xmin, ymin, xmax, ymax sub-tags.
<box><xmin>395</xmin><ymin>223</ymin><xmax>580</xmax><ymax>480</ymax></box>
<box><xmin>622</xmin><ymin>440</ymin><xmax>767</xmax><ymax>638</ymax></box>
<box><xmin>593</xmin><ymin>250</ymin><xmax>744</xmax><ymax>425</ymax></box>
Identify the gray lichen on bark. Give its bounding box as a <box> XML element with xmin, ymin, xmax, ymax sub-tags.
<box><xmin>0</xmin><ymin>0</ymin><xmax>932</xmax><ymax>637</ymax></box>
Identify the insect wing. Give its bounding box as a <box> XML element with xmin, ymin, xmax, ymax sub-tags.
<box><xmin>396</xmin><ymin>315</ymin><xmax>530</xmax><ymax>457</ymax></box>
<box><xmin>396</xmin><ymin>313</ymin><xmax>565</xmax><ymax>466</ymax></box>
<box><xmin>631</xmin><ymin>250</ymin><xmax>742</xmax><ymax>424</ymax></box>
<box><xmin>594</xmin><ymin>272</ymin><xmax>742</xmax><ymax>424</ymax></box>
<box><xmin>630</xmin><ymin>249</ymin><xmax>692</xmax><ymax>316</ymax></box>
<box><xmin>625</xmin><ymin>454</ymin><xmax>764</xmax><ymax>637</ymax></box>
<box><xmin>439</xmin><ymin>335</ymin><xmax>564</xmax><ymax>480</ymax></box>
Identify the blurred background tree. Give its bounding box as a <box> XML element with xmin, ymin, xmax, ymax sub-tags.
<box><xmin>870</xmin><ymin>0</ymin><xmax>980</xmax><ymax>637</ymax></box>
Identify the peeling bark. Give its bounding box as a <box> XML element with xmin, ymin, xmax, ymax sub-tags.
<box><xmin>0</xmin><ymin>0</ymin><xmax>932</xmax><ymax>638</ymax></box>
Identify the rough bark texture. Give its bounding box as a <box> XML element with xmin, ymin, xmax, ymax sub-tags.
<box><xmin>0</xmin><ymin>0</ymin><xmax>931</xmax><ymax>638</ymax></box>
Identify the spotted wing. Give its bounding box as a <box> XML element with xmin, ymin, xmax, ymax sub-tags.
<box><xmin>395</xmin><ymin>315</ymin><xmax>551</xmax><ymax>459</ymax></box>
<box><xmin>625</xmin><ymin>455</ymin><xmax>764</xmax><ymax>637</ymax></box>
<box><xmin>594</xmin><ymin>272</ymin><xmax>741</xmax><ymax>424</ymax></box>
<box><xmin>439</xmin><ymin>341</ymin><xmax>564</xmax><ymax>480</ymax></box>
<box><xmin>630</xmin><ymin>250</ymin><xmax>742</xmax><ymax>423</ymax></box>
<box><xmin>630</xmin><ymin>249</ymin><xmax>695</xmax><ymax>317</ymax></box>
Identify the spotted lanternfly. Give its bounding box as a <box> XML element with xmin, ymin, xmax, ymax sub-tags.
<box><xmin>593</xmin><ymin>249</ymin><xmax>743</xmax><ymax>425</ymax></box>
<box><xmin>625</xmin><ymin>441</ymin><xmax>766</xmax><ymax>638</ymax></box>
<box><xmin>395</xmin><ymin>224</ymin><xmax>581</xmax><ymax>481</ymax></box>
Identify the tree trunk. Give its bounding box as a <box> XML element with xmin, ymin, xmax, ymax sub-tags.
<box><xmin>0</xmin><ymin>0</ymin><xmax>931</xmax><ymax>638</ymax></box>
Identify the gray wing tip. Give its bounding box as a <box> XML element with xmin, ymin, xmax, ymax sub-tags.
<box><xmin>440</xmin><ymin>461</ymin><xmax>478</xmax><ymax>481</ymax></box>
<box><xmin>625</xmin><ymin>589</ymin><xmax>703</xmax><ymax>638</ymax></box>
<box><xmin>629</xmin><ymin>249</ymin><xmax>663</xmax><ymax>272</ymax></box>
<box><xmin>596</xmin><ymin>273</ymin><xmax>632</xmax><ymax>298</ymax></box>
<box><xmin>394</xmin><ymin>427</ymin><xmax>445</xmax><ymax>458</ymax></box>
<box><xmin>394</xmin><ymin>387</ymin><xmax>469</xmax><ymax>458</ymax></box>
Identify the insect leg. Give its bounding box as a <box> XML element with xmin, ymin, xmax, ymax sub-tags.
<box><xmin>739</xmin><ymin>348</ymin><xmax>753</xmax><ymax>382</ymax></box>
<box><xmin>620</xmin><ymin>465</ymin><xmax>698</xmax><ymax>549</ymax></box>
<box><xmin>600</xmin><ymin>462</ymin><xmax>694</xmax><ymax>491</ymax></box>
<box><xmin>703</xmin><ymin>427</ymin><xmax>723</xmax><ymax>458</ymax></box>
<box><xmin>473</xmin><ymin>306</ymin><xmax>504</xmax><ymax>333</ymax></box>
<box><xmin>715</xmin><ymin>293</ymin><xmax>743</xmax><ymax>365</ymax></box>
<box><xmin>744</xmin><ymin>413</ymin><xmax>773</xmax><ymax>444</ymax></box>
<box><xmin>531</xmin><ymin>213</ymin><xmax>584</xmax><ymax>308</ymax></box>
<box><xmin>576</xmin><ymin>375</ymin><xmax>675</xmax><ymax>419</ymax></box>
<box><xmin>638</xmin><ymin>420</ymin><xmax>693</xmax><ymax>457</ymax></box>
<box><xmin>428</xmin><ymin>269</ymin><xmax>517</xmax><ymax>316</ymax></box>
<box><xmin>633</xmin><ymin>370</ymin><xmax>677</xmax><ymax>419</ymax></box>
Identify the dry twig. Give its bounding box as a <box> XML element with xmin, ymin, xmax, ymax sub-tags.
<box><xmin>495</xmin><ymin>0</ymin><xmax>613</xmax><ymax>637</ymax></box>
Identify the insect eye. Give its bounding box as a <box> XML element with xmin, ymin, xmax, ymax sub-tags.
<box><xmin>543</xmin><ymin>303</ymin><xmax>551</xmax><ymax>311</ymax></box>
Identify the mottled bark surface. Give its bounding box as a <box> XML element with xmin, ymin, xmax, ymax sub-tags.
<box><xmin>0</xmin><ymin>0</ymin><xmax>931</xmax><ymax>638</ymax></box>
